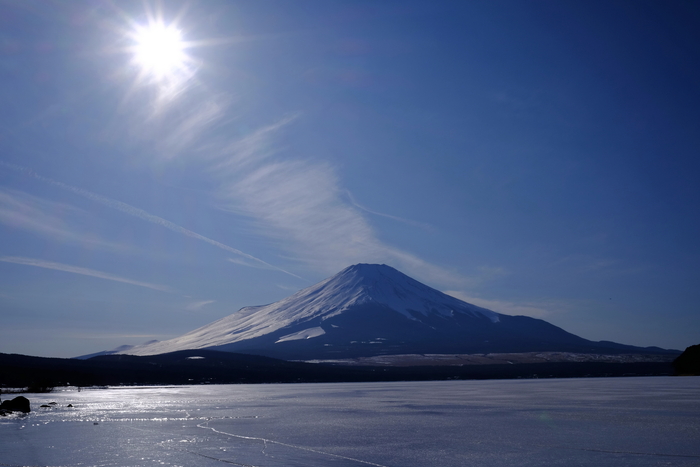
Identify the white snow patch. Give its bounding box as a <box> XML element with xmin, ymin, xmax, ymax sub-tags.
<box><xmin>275</xmin><ymin>327</ymin><xmax>326</xmax><ymax>344</ymax></box>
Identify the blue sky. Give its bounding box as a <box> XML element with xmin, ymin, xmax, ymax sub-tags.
<box><xmin>1</xmin><ymin>1</ymin><xmax>698</xmax><ymax>358</ymax></box>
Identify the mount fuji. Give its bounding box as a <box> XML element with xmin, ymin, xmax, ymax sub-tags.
<box><xmin>120</xmin><ymin>263</ymin><xmax>670</xmax><ymax>360</ymax></box>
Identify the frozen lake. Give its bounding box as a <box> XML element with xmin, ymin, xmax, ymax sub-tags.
<box><xmin>1</xmin><ymin>377</ymin><xmax>699</xmax><ymax>466</ymax></box>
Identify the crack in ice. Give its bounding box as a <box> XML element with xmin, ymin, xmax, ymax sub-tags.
<box><xmin>173</xmin><ymin>447</ymin><xmax>261</xmax><ymax>467</ymax></box>
<box><xmin>197</xmin><ymin>420</ymin><xmax>390</xmax><ymax>467</ymax></box>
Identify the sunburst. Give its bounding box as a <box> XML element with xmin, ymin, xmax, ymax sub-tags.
<box><xmin>132</xmin><ymin>22</ymin><xmax>186</xmax><ymax>80</ymax></box>
<box><xmin>126</xmin><ymin>17</ymin><xmax>196</xmax><ymax>96</ymax></box>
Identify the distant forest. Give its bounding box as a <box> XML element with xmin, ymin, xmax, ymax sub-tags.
<box><xmin>0</xmin><ymin>349</ymin><xmax>681</xmax><ymax>391</ymax></box>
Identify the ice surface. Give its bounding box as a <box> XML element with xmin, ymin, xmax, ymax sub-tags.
<box><xmin>1</xmin><ymin>376</ymin><xmax>699</xmax><ymax>466</ymax></box>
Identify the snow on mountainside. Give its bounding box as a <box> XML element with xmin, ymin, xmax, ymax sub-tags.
<box><xmin>118</xmin><ymin>263</ymin><xmax>672</xmax><ymax>359</ymax></box>
<box><xmin>123</xmin><ymin>264</ymin><xmax>501</xmax><ymax>356</ymax></box>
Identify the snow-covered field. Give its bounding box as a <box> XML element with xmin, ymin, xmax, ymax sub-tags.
<box><xmin>1</xmin><ymin>377</ymin><xmax>698</xmax><ymax>466</ymax></box>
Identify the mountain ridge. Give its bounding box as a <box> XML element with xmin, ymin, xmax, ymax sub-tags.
<box><xmin>116</xmin><ymin>264</ymin><xmax>677</xmax><ymax>360</ymax></box>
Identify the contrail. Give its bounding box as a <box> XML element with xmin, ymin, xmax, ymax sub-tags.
<box><xmin>0</xmin><ymin>161</ymin><xmax>303</xmax><ymax>280</ymax></box>
<box><xmin>0</xmin><ymin>256</ymin><xmax>171</xmax><ymax>292</ymax></box>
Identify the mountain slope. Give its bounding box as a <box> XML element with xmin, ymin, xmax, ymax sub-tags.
<box><xmin>122</xmin><ymin>264</ymin><xmax>671</xmax><ymax>359</ymax></box>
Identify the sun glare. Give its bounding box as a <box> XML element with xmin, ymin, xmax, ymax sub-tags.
<box><xmin>132</xmin><ymin>22</ymin><xmax>186</xmax><ymax>79</ymax></box>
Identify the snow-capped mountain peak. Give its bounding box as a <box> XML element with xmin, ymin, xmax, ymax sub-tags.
<box><xmin>116</xmin><ymin>263</ymin><xmax>661</xmax><ymax>360</ymax></box>
<box><xmin>123</xmin><ymin>263</ymin><xmax>498</xmax><ymax>356</ymax></box>
<box><xmin>317</xmin><ymin>263</ymin><xmax>499</xmax><ymax>322</ymax></box>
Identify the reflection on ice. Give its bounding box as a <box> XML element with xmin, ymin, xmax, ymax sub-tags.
<box><xmin>0</xmin><ymin>377</ymin><xmax>699</xmax><ymax>466</ymax></box>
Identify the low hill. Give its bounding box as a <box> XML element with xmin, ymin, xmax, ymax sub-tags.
<box><xmin>0</xmin><ymin>350</ymin><xmax>676</xmax><ymax>389</ymax></box>
<box><xmin>673</xmin><ymin>344</ymin><xmax>700</xmax><ymax>375</ymax></box>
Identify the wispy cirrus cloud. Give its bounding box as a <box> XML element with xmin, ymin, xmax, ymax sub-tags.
<box><xmin>202</xmin><ymin>115</ymin><xmax>471</xmax><ymax>287</ymax></box>
<box><xmin>0</xmin><ymin>256</ymin><xmax>171</xmax><ymax>292</ymax></box>
<box><xmin>0</xmin><ymin>162</ymin><xmax>302</xmax><ymax>280</ymax></box>
<box><xmin>344</xmin><ymin>189</ymin><xmax>434</xmax><ymax>232</ymax></box>
<box><xmin>550</xmin><ymin>254</ymin><xmax>619</xmax><ymax>272</ymax></box>
<box><xmin>211</xmin><ymin>114</ymin><xmax>298</xmax><ymax>171</ymax></box>
<box><xmin>0</xmin><ymin>188</ymin><xmax>133</xmax><ymax>253</ymax></box>
<box><xmin>185</xmin><ymin>299</ymin><xmax>216</xmax><ymax>311</ymax></box>
<box><xmin>108</xmin><ymin>82</ymin><xmax>481</xmax><ymax>288</ymax></box>
<box><xmin>71</xmin><ymin>333</ymin><xmax>161</xmax><ymax>340</ymax></box>
<box><xmin>226</xmin><ymin>257</ymin><xmax>280</xmax><ymax>271</ymax></box>
<box><xmin>444</xmin><ymin>290</ymin><xmax>562</xmax><ymax>318</ymax></box>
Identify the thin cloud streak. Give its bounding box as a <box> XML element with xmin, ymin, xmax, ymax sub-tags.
<box><xmin>185</xmin><ymin>299</ymin><xmax>216</xmax><ymax>311</ymax></box>
<box><xmin>0</xmin><ymin>188</ymin><xmax>134</xmax><ymax>253</ymax></box>
<box><xmin>156</xmin><ymin>99</ymin><xmax>225</xmax><ymax>157</ymax></box>
<box><xmin>0</xmin><ymin>162</ymin><xmax>302</xmax><ymax>280</ymax></box>
<box><xmin>212</xmin><ymin>114</ymin><xmax>298</xmax><ymax>171</ymax></box>
<box><xmin>445</xmin><ymin>290</ymin><xmax>557</xmax><ymax>318</ymax></box>
<box><xmin>227</xmin><ymin>257</ymin><xmax>278</xmax><ymax>271</ymax></box>
<box><xmin>0</xmin><ymin>256</ymin><xmax>171</xmax><ymax>292</ymax></box>
<box><xmin>70</xmin><ymin>333</ymin><xmax>161</xmax><ymax>339</ymax></box>
<box><xmin>222</xmin><ymin>160</ymin><xmax>376</xmax><ymax>267</ymax></box>
<box><xmin>345</xmin><ymin>190</ymin><xmax>434</xmax><ymax>232</ymax></box>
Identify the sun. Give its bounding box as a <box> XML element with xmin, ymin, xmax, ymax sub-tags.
<box><xmin>131</xmin><ymin>22</ymin><xmax>187</xmax><ymax>80</ymax></box>
<box><xmin>121</xmin><ymin>11</ymin><xmax>202</xmax><ymax>100</ymax></box>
